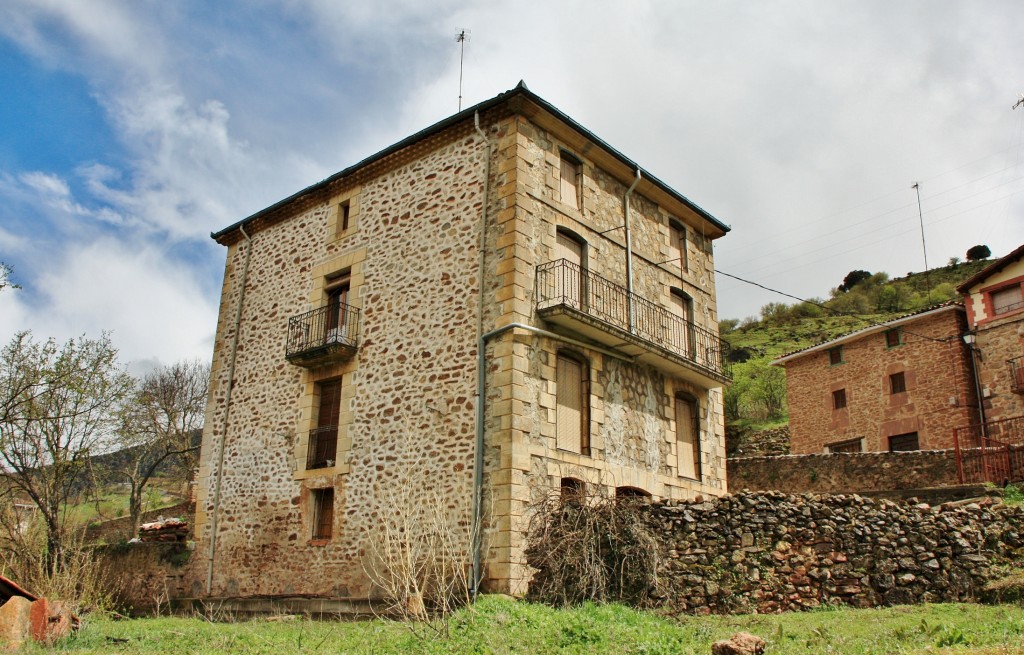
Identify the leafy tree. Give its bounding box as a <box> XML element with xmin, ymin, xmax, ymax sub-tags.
<box><xmin>966</xmin><ymin>244</ymin><xmax>991</xmax><ymax>261</ymax></box>
<box><xmin>0</xmin><ymin>262</ymin><xmax>18</xmax><ymax>293</ymax></box>
<box><xmin>0</xmin><ymin>332</ymin><xmax>133</xmax><ymax>573</ymax></box>
<box><xmin>838</xmin><ymin>270</ymin><xmax>872</xmax><ymax>293</ymax></box>
<box><xmin>947</xmin><ymin>256</ymin><xmax>961</xmax><ymax>268</ymax></box>
<box><xmin>115</xmin><ymin>360</ymin><xmax>209</xmax><ymax>532</ymax></box>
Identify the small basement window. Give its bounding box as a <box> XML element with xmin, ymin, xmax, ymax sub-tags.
<box><xmin>888</xmin><ymin>432</ymin><xmax>919</xmax><ymax>452</ymax></box>
<box><xmin>827</xmin><ymin>438</ymin><xmax>863</xmax><ymax>453</ymax></box>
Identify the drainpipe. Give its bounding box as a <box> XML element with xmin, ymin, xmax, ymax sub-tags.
<box><xmin>623</xmin><ymin>169</ymin><xmax>641</xmax><ymax>333</ymax></box>
<box><xmin>206</xmin><ymin>223</ymin><xmax>253</xmax><ymax>595</ymax></box>
<box><xmin>471</xmin><ymin>322</ymin><xmax>633</xmax><ymax>594</ymax></box>
<box><xmin>469</xmin><ymin>109</ymin><xmax>492</xmax><ymax>597</ymax></box>
<box><xmin>965</xmin><ymin>333</ymin><xmax>987</xmax><ymax>439</ymax></box>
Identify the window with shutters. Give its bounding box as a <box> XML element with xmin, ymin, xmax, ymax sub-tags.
<box><xmin>827</xmin><ymin>346</ymin><xmax>844</xmax><ymax>366</ymax></box>
<box><xmin>559</xmin><ymin>152</ymin><xmax>582</xmax><ymax>210</ymax></box>
<box><xmin>556</xmin><ymin>352</ymin><xmax>590</xmax><ymax>456</ymax></box>
<box><xmin>307</xmin><ymin>379</ymin><xmax>341</xmax><ymax>469</ymax></box>
<box><xmin>884</xmin><ymin>328</ymin><xmax>902</xmax><ymax>348</ymax></box>
<box><xmin>311</xmin><ymin>487</ymin><xmax>334</xmax><ymax>540</ymax></box>
<box><xmin>669</xmin><ymin>220</ymin><xmax>688</xmax><ymax>273</ymax></box>
<box><xmin>555</xmin><ymin>229</ymin><xmax>587</xmax><ymax>309</ymax></box>
<box><xmin>325</xmin><ymin>275</ymin><xmax>353</xmax><ymax>346</ymax></box>
<box><xmin>675</xmin><ymin>393</ymin><xmax>701</xmax><ymax>480</ymax></box>
<box><xmin>669</xmin><ymin>289</ymin><xmax>694</xmax><ymax>357</ymax></box>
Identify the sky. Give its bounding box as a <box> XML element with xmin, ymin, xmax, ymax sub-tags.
<box><xmin>1</xmin><ymin>0</ymin><xmax>1022</xmax><ymax>373</ymax></box>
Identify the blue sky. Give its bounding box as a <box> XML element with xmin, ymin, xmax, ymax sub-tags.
<box><xmin>1</xmin><ymin>0</ymin><xmax>1023</xmax><ymax>371</ymax></box>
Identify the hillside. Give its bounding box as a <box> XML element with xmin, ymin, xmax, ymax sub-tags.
<box><xmin>720</xmin><ymin>257</ymin><xmax>991</xmax><ymax>430</ymax></box>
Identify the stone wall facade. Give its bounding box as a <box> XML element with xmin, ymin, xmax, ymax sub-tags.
<box><xmin>727</xmin><ymin>450</ymin><xmax>965</xmax><ymax>494</ymax></box>
<box><xmin>960</xmin><ymin>251</ymin><xmax>1024</xmax><ymax>425</ymax></box>
<box><xmin>646</xmin><ymin>492</ymin><xmax>1024</xmax><ymax>613</ymax></box>
<box><xmin>780</xmin><ymin>306</ymin><xmax>979</xmax><ymax>454</ymax></box>
<box><xmin>192</xmin><ymin>86</ymin><xmax>731</xmax><ymax>602</ymax></box>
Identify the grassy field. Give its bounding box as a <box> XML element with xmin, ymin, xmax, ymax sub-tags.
<box><xmin>30</xmin><ymin>596</ymin><xmax>1024</xmax><ymax>655</ymax></box>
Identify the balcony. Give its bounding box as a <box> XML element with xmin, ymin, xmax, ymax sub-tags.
<box><xmin>536</xmin><ymin>259</ymin><xmax>730</xmax><ymax>387</ymax></box>
<box><xmin>1011</xmin><ymin>356</ymin><xmax>1024</xmax><ymax>394</ymax></box>
<box><xmin>286</xmin><ymin>302</ymin><xmax>360</xmax><ymax>367</ymax></box>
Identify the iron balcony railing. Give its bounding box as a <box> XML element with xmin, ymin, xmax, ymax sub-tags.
<box><xmin>1010</xmin><ymin>356</ymin><xmax>1024</xmax><ymax>394</ymax></box>
<box><xmin>536</xmin><ymin>259</ymin><xmax>727</xmax><ymax>379</ymax></box>
<box><xmin>306</xmin><ymin>425</ymin><xmax>339</xmax><ymax>470</ymax></box>
<box><xmin>286</xmin><ymin>302</ymin><xmax>360</xmax><ymax>364</ymax></box>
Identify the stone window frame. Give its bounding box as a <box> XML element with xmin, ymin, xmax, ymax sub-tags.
<box><xmin>883</xmin><ymin>328</ymin><xmax>903</xmax><ymax>349</ymax></box>
<box><xmin>826</xmin><ymin>437</ymin><xmax>863</xmax><ymax>453</ymax></box>
<box><xmin>831</xmin><ymin>388</ymin><xmax>848</xmax><ymax>410</ymax></box>
<box><xmin>293</xmin><ymin>249</ymin><xmax>366</xmax><ymax>481</ymax></box>
<box><xmin>327</xmin><ymin>187</ymin><xmax>361</xmax><ymax>243</ymax></box>
<box><xmin>827</xmin><ymin>346</ymin><xmax>844</xmax><ymax>366</ymax></box>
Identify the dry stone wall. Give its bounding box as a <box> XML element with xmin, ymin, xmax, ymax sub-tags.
<box><xmin>647</xmin><ymin>491</ymin><xmax>1024</xmax><ymax>613</ymax></box>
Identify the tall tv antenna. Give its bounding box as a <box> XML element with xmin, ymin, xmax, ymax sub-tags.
<box><xmin>456</xmin><ymin>29</ymin><xmax>470</xmax><ymax>111</ymax></box>
<box><xmin>912</xmin><ymin>182</ymin><xmax>932</xmax><ymax>301</ymax></box>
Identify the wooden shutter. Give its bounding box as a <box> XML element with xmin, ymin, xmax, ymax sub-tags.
<box><xmin>993</xmin><ymin>285</ymin><xmax>1023</xmax><ymax>314</ymax></box>
<box><xmin>317</xmin><ymin>379</ymin><xmax>342</xmax><ymax>429</ymax></box>
<box><xmin>670</xmin><ymin>222</ymin><xmax>687</xmax><ymax>272</ymax></box>
<box><xmin>556</xmin><ymin>355</ymin><xmax>584</xmax><ymax>453</ymax></box>
<box><xmin>555</xmin><ymin>232</ymin><xmax>584</xmax><ymax>308</ymax></box>
<box><xmin>560</xmin><ymin>157</ymin><xmax>580</xmax><ymax>209</ymax></box>
<box><xmin>675</xmin><ymin>395</ymin><xmax>700</xmax><ymax>479</ymax></box>
<box><xmin>312</xmin><ymin>488</ymin><xmax>334</xmax><ymax>539</ymax></box>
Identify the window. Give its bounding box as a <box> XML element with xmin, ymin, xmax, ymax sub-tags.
<box><xmin>884</xmin><ymin>328</ymin><xmax>902</xmax><ymax>348</ymax></box>
<box><xmin>889</xmin><ymin>371</ymin><xmax>907</xmax><ymax>394</ymax></box>
<box><xmin>888</xmin><ymin>432</ymin><xmax>919</xmax><ymax>452</ymax></box>
<box><xmin>560</xmin><ymin>478</ymin><xmax>585</xmax><ymax>502</ymax></box>
<box><xmin>338</xmin><ymin>200</ymin><xmax>351</xmax><ymax>232</ymax></box>
<box><xmin>828</xmin><ymin>346</ymin><xmax>843</xmax><ymax>366</ymax></box>
<box><xmin>325</xmin><ymin>276</ymin><xmax>352</xmax><ymax>344</ymax></box>
<box><xmin>669</xmin><ymin>289</ymin><xmax>695</xmax><ymax>356</ymax></box>
<box><xmin>669</xmin><ymin>220</ymin><xmax>688</xmax><ymax>272</ymax></box>
<box><xmin>832</xmin><ymin>389</ymin><xmax>847</xmax><ymax>410</ymax></box>
<box><xmin>559</xmin><ymin>153</ymin><xmax>581</xmax><ymax>210</ymax></box>
<box><xmin>556</xmin><ymin>352</ymin><xmax>590</xmax><ymax>455</ymax></box>
<box><xmin>615</xmin><ymin>486</ymin><xmax>651</xmax><ymax>500</ymax></box>
<box><xmin>675</xmin><ymin>393</ymin><xmax>701</xmax><ymax>479</ymax></box>
<box><xmin>555</xmin><ymin>229</ymin><xmax>587</xmax><ymax>309</ymax></box>
<box><xmin>992</xmin><ymin>285</ymin><xmax>1024</xmax><ymax>315</ymax></box>
<box><xmin>827</xmin><ymin>438</ymin><xmax>863</xmax><ymax>453</ymax></box>
<box><xmin>307</xmin><ymin>379</ymin><xmax>341</xmax><ymax>469</ymax></box>
<box><xmin>311</xmin><ymin>488</ymin><xmax>334</xmax><ymax>540</ymax></box>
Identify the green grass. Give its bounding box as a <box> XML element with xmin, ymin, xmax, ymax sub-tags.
<box><xmin>31</xmin><ymin>596</ymin><xmax>1024</xmax><ymax>655</ymax></box>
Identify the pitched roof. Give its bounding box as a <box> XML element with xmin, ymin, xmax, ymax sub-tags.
<box><xmin>770</xmin><ymin>301</ymin><xmax>964</xmax><ymax>366</ymax></box>
<box><xmin>955</xmin><ymin>243</ymin><xmax>1024</xmax><ymax>293</ymax></box>
<box><xmin>211</xmin><ymin>81</ymin><xmax>730</xmax><ymax>244</ymax></box>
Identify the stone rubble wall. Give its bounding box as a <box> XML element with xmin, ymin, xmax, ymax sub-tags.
<box><xmin>647</xmin><ymin>491</ymin><xmax>1024</xmax><ymax>614</ymax></box>
<box><xmin>727</xmin><ymin>449</ymin><xmax>964</xmax><ymax>494</ymax></box>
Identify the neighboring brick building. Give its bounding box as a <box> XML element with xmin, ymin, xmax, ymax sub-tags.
<box><xmin>773</xmin><ymin>304</ymin><xmax>978</xmax><ymax>454</ymax></box>
<box><xmin>956</xmin><ymin>244</ymin><xmax>1024</xmax><ymax>441</ymax></box>
<box><xmin>191</xmin><ymin>83</ymin><xmax>732</xmax><ymax>605</ymax></box>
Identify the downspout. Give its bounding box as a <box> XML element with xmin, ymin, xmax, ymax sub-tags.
<box><xmin>966</xmin><ymin>335</ymin><xmax>987</xmax><ymax>438</ymax></box>
<box><xmin>470</xmin><ymin>110</ymin><xmax>492</xmax><ymax>598</ymax></box>
<box><xmin>206</xmin><ymin>223</ymin><xmax>253</xmax><ymax>595</ymax></box>
<box><xmin>623</xmin><ymin>169</ymin><xmax>641</xmax><ymax>333</ymax></box>
<box><xmin>471</xmin><ymin>323</ymin><xmax>633</xmax><ymax>593</ymax></box>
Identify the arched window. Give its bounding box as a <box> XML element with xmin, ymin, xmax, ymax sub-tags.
<box><xmin>556</xmin><ymin>351</ymin><xmax>590</xmax><ymax>456</ymax></box>
<box><xmin>669</xmin><ymin>288</ymin><xmax>695</xmax><ymax>356</ymax></box>
<box><xmin>560</xmin><ymin>477</ymin><xmax>585</xmax><ymax>502</ymax></box>
<box><xmin>675</xmin><ymin>392</ymin><xmax>701</xmax><ymax>480</ymax></box>
<box><xmin>615</xmin><ymin>486</ymin><xmax>651</xmax><ymax>499</ymax></box>
<box><xmin>555</xmin><ymin>228</ymin><xmax>588</xmax><ymax>310</ymax></box>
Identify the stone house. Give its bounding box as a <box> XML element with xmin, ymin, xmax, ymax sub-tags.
<box><xmin>773</xmin><ymin>303</ymin><xmax>979</xmax><ymax>454</ymax></box>
<box><xmin>956</xmin><ymin>243</ymin><xmax>1024</xmax><ymax>443</ymax></box>
<box><xmin>191</xmin><ymin>82</ymin><xmax>732</xmax><ymax>605</ymax></box>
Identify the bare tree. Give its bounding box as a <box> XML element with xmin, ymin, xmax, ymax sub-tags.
<box><xmin>0</xmin><ymin>332</ymin><xmax>133</xmax><ymax>573</ymax></box>
<box><xmin>0</xmin><ymin>262</ymin><xmax>18</xmax><ymax>293</ymax></box>
<box><xmin>117</xmin><ymin>360</ymin><xmax>208</xmax><ymax>532</ymax></box>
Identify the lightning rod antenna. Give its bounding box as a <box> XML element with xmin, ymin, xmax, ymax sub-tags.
<box><xmin>456</xmin><ymin>29</ymin><xmax>470</xmax><ymax>111</ymax></box>
<box><xmin>912</xmin><ymin>182</ymin><xmax>932</xmax><ymax>302</ymax></box>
